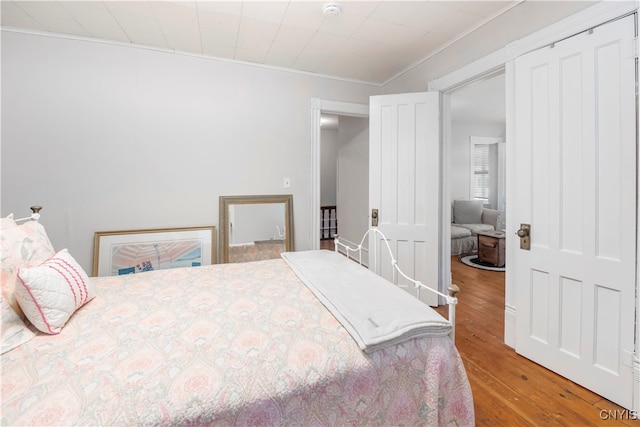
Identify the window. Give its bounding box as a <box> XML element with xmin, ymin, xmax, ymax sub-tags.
<box><xmin>472</xmin><ymin>143</ymin><xmax>490</xmax><ymax>203</ymax></box>
<box><xmin>469</xmin><ymin>136</ymin><xmax>504</xmax><ymax>209</ymax></box>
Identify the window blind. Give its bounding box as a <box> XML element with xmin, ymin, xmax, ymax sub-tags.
<box><xmin>473</xmin><ymin>144</ymin><xmax>489</xmax><ymax>201</ymax></box>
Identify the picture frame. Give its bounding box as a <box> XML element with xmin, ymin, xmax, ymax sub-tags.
<box><xmin>92</xmin><ymin>226</ymin><xmax>216</xmax><ymax>277</ymax></box>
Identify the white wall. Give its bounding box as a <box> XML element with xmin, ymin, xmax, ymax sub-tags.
<box><xmin>0</xmin><ymin>30</ymin><xmax>380</xmax><ymax>272</ymax></box>
<box><xmin>320</xmin><ymin>128</ymin><xmax>339</xmax><ymax>207</ymax></box>
<box><xmin>336</xmin><ymin>116</ymin><xmax>369</xmax><ymax>245</ymax></box>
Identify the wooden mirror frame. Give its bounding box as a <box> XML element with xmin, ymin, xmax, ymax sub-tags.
<box><xmin>219</xmin><ymin>194</ymin><xmax>294</xmax><ymax>263</ymax></box>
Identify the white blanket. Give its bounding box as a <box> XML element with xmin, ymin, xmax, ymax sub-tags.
<box><xmin>281</xmin><ymin>250</ymin><xmax>452</xmax><ymax>353</ymax></box>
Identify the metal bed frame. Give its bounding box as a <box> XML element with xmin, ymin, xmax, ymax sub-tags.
<box><xmin>333</xmin><ymin>227</ymin><xmax>460</xmax><ymax>342</ymax></box>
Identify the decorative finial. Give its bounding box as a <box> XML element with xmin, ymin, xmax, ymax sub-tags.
<box><xmin>448</xmin><ymin>284</ymin><xmax>460</xmax><ymax>298</ymax></box>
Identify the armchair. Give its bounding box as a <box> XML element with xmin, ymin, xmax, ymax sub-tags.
<box><xmin>451</xmin><ymin>200</ymin><xmax>500</xmax><ymax>255</ymax></box>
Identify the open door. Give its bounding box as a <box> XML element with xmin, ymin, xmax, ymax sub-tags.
<box><xmin>513</xmin><ymin>15</ymin><xmax>636</xmax><ymax>408</ymax></box>
<box><xmin>369</xmin><ymin>92</ymin><xmax>440</xmax><ymax>306</ymax></box>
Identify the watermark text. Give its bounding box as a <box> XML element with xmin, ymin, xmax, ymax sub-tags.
<box><xmin>600</xmin><ymin>409</ymin><xmax>639</xmax><ymax>421</ymax></box>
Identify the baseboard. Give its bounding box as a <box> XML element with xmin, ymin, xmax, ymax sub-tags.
<box><xmin>633</xmin><ymin>354</ymin><xmax>640</xmax><ymax>413</ymax></box>
<box><xmin>504</xmin><ymin>303</ymin><xmax>516</xmax><ymax>348</ymax></box>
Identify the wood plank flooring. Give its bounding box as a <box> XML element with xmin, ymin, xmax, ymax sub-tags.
<box><xmin>443</xmin><ymin>255</ymin><xmax>638</xmax><ymax>426</ymax></box>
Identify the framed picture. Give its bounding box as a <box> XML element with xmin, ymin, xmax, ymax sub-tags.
<box><xmin>93</xmin><ymin>226</ymin><xmax>216</xmax><ymax>277</ymax></box>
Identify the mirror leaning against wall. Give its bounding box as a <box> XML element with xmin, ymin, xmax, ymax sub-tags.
<box><xmin>219</xmin><ymin>194</ymin><xmax>294</xmax><ymax>263</ymax></box>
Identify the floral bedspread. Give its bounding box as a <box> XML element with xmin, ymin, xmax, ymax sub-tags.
<box><xmin>1</xmin><ymin>258</ymin><xmax>474</xmax><ymax>426</ymax></box>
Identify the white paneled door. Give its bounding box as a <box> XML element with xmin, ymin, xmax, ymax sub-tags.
<box><xmin>514</xmin><ymin>15</ymin><xmax>636</xmax><ymax>408</ymax></box>
<box><xmin>369</xmin><ymin>92</ymin><xmax>440</xmax><ymax>306</ymax></box>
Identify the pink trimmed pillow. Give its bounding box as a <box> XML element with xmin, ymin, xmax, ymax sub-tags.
<box><xmin>1</xmin><ymin>217</ymin><xmax>56</xmax><ymax>320</ymax></box>
<box><xmin>16</xmin><ymin>249</ymin><xmax>95</xmax><ymax>334</ymax></box>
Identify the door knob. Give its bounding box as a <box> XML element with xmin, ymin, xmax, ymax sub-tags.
<box><xmin>516</xmin><ymin>224</ymin><xmax>530</xmax><ymax>250</ymax></box>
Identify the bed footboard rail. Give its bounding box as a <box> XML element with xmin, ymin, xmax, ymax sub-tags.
<box><xmin>333</xmin><ymin>228</ymin><xmax>460</xmax><ymax>342</ymax></box>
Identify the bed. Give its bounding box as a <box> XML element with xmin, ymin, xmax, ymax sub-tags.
<box><xmin>1</xmin><ymin>207</ymin><xmax>474</xmax><ymax>426</ymax></box>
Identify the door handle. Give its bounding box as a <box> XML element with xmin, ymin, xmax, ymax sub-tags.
<box><xmin>516</xmin><ymin>224</ymin><xmax>530</xmax><ymax>250</ymax></box>
<box><xmin>371</xmin><ymin>209</ymin><xmax>379</xmax><ymax>227</ymax></box>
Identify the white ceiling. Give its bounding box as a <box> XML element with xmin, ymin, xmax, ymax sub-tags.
<box><xmin>1</xmin><ymin>0</ymin><xmax>521</xmax><ymax>84</ymax></box>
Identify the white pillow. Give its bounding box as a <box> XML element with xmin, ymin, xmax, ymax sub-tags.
<box><xmin>1</xmin><ymin>295</ymin><xmax>35</xmax><ymax>353</ymax></box>
<box><xmin>16</xmin><ymin>249</ymin><xmax>95</xmax><ymax>334</ymax></box>
<box><xmin>1</xmin><ymin>215</ymin><xmax>56</xmax><ymax>320</ymax></box>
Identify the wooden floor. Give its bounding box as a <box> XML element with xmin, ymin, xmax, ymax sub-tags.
<box><xmin>443</xmin><ymin>255</ymin><xmax>637</xmax><ymax>426</ymax></box>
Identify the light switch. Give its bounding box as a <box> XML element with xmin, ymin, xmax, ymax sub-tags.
<box><xmin>283</xmin><ymin>177</ymin><xmax>291</xmax><ymax>188</ymax></box>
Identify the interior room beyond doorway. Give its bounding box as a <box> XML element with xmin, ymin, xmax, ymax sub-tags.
<box><xmin>449</xmin><ymin>73</ymin><xmax>506</xmax><ymax>264</ymax></box>
<box><xmin>319</xmin><ymin>114</ymin><xmax>369</xmax><ymax>250</ymax></box>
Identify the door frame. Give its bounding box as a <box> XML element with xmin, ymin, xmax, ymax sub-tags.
<box><xmin>309</xmin><ymin>98</ymin><xmax>368</xmax><ymax>250</ymax></box>
<box><xmin>429</xmin><ymin>0</ymin><xmax>638</xmax><ymax>410</ymax></box>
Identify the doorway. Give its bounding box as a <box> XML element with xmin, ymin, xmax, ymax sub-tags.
<box><xmin>448</xmin><ymin>74</ymin><xmax>506</xmax><ymax>273</ymax></box>
<box><xmin>310</xmin><ymin>99</ymin><xmax>368</xmax><ymax>251</ymax></box>
<box><xmin>320</xmin><ymin>115</ymin><xmax>369</xmax><ymax>250</ymax></box>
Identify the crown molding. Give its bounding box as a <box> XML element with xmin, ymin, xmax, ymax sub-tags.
<box><xmin>1</xmin><ymin>26</ymin><xmax>381</xmax><ymax>87</ymax></box>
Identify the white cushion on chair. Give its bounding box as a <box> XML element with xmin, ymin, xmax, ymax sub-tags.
<box><xmin>457</xmin><ymin>223</ymin><xmax>495</xmax><ymax>235</ymax></box>
<box><xmin>451</xmin><ymin>225</ymin><xmax>472</xmax><ymax>239</ymax></box>
<box><xmin>453</xmin><ymin>200</ymin><xmax>483</xmax><ymax>224</ymax></box>
<box><xmin>482</xmin><ymin>208</ymin><xmax>500</xmax><ymax>228</ymax></box>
